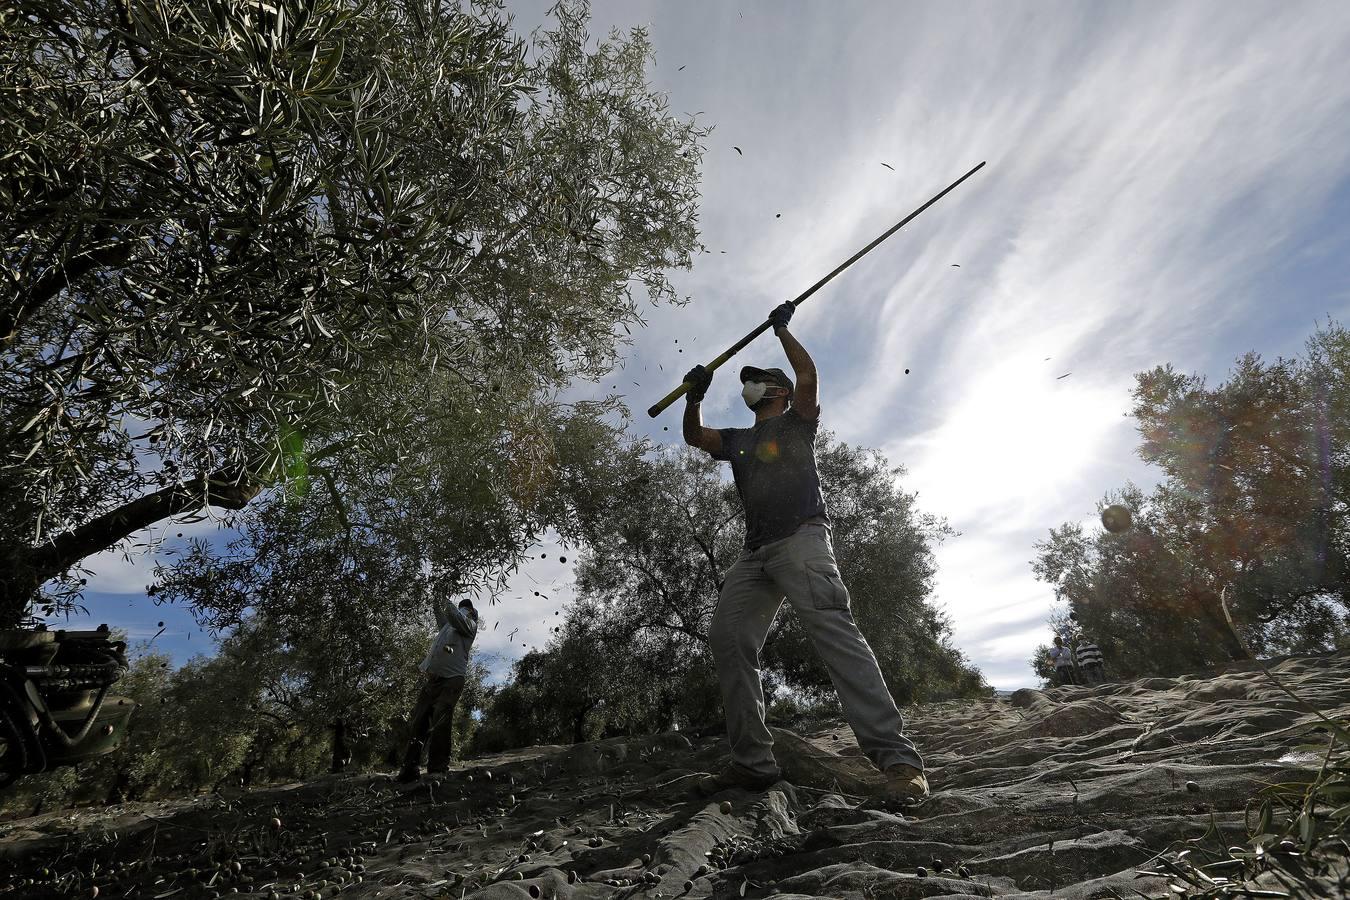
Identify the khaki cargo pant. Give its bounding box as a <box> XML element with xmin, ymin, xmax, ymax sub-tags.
<box><xmin>711</xmin><ymin>523</ymin><xmax>924</xmax><ymax>777</ymax></box>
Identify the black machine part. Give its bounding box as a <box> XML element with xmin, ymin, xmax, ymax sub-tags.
<box><xmin>1</xmin><ymin>625</ymin><xmax>136</xmax><ymax>789</ymax></box>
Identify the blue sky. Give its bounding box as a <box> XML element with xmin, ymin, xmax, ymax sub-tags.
<box><xmin>62</xmin><ymin>2</ymin><xmax>1350</xmax><ymax>690</ymax></box>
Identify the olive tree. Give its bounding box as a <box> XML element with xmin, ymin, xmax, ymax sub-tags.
<box><xmin>0</xmin><ymin>0</ymin><xmax>705</xmax><ymax>623</ymax></box>
<box><xmin>541</xmin><ymin>437</ymin><xmax>984</xmax><ymax>740</ymax></box>
<box><xmin>1034</xmin><ymin>322</ymin><xmax>1350</xmax><ymax>678</ymax></box>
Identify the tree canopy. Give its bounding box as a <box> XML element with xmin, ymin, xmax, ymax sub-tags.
<box><xmin>477</xmin><ymin>435</ymin><xmax>987</xmax><ymax>751</ymax></box>
<box><xmin>1</xmin><ymin>0</ymin><xmax>705</xmax><ymax>623</ymax></box>
<box><xmin>1033</xmin><ymin>322</ymin><xmax>1350</xmax><ymax>679</ymax></box>
<box><xmin>0</xmin><ymin>620</ymin><xmax>492</xmax><ymax>812</ymax></box>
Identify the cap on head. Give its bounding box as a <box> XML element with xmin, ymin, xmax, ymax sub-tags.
<box><xmin>739</xmin><ymin>365</ymin><xmax>794</xmax><ymax>396</ymax></box>
<box><xmin>459</xmin><ymin>598</ymin><xmax>478</xmax><ymax>619</ymax></box>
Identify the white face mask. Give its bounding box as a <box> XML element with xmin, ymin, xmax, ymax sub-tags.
<box><xmin>742</xmin><ymin>381</ymin><xmax>784</xmax><ymax>409</ymax></box>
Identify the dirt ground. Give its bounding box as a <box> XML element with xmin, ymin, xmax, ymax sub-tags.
<box><xmin>3</xmin><ymin>653</ymin><xmax>1349</xmax><ymax>899</ymax></box>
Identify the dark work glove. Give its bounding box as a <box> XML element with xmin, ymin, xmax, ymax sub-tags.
<box><xmin>684</xmin><ymin>364</ymin><xmax>713</xmax><ymax>402</ymax></box>
<box><xmin>768</xmin><ymin>302</ymin><xmax>795</xmax><ymax>330</ymax></box>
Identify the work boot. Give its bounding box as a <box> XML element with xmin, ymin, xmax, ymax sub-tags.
<box><xmin>695</xmin><ymin>763</ymin><xmax>782</xmax><ymax>795</ymax></box>
<box><xmin>397</xmin><ymin>740</ymin><xmax>424</xmax><ymax>783</ymax></box>
<box><xmin>881</xmin><ymin>764</ymin><xmax>930</xmax><ymax>803</ymax></box>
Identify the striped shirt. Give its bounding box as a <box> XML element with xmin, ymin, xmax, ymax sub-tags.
<box><xmin>1075</xmin><ymin>642</ymin><xmax>1104</xmax><ymax>667</ymax></box>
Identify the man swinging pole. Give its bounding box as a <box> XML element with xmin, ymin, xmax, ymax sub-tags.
<box><xmin>657</xmin><ymin>162</ymin><xmax>984</xmax><ymax>799</ymax></box>
<box><xmin>682</xmin><ymin>304</ymin><xmax>929</xmax><ymax>802</ymax></box>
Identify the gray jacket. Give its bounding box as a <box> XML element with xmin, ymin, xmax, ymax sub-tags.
<box><xmin>420</xmin><ymin>602</ymin><xmax>478</xmax><ymax>678</ymax></box>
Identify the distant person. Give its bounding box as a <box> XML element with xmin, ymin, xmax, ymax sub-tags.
<box><xmin>398</xmin><ymin>598</ymin><xmax>478</xmax><ymax>782</ymax></box>
<box><xmin>1048</xmin><ymin>635</ymin><xmax>1076</xmax><ymax>687</ymax></box>
<box><xmin>1074</xmin><ymin>637</ymin><xmax>1105</xmax><ymax>686</ymax></box>
<box><xmin>681</xmin><ymin>301</ymin><xmax>928</xmax><ymax>804</ymax></box>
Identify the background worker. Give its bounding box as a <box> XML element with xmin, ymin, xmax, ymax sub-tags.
<box><xmin>1074</xmin><ymin>635</ymin><xmax>1106</xmax><ymax>685</ymax></box>
<box><xmin>1048</xmin><ymin>635</ymin><xmax>1077</xmax><ymax>687</ymax></box>
<box><xmin>398</xmin><ymin>597</ymin><xmax>478</xmax><ymax>782</ymax></box>
<box><xmin>682</xmin><ymin>301</ymin><xmax>928</xmax><ymax>804</ymax></box>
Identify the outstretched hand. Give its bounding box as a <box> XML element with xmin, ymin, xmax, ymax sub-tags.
<box><xmin>683</xmin><ymin>364</ymin><xmax>713</xmax><ymax>402</ymax></box>
<box><xmin>768</xmin><ymin>302</ymin><xmax>795</xmax><ymax>331</ymax></box>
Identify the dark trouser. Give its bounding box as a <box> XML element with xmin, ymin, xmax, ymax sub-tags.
<box><xmin>402</xmin><ymin>674</ymin><xmax>465</xmax><ymax>771</ymax></box>
<box><xmin>1080</xmin><ymin>663</ymin><xmax>1105</xmax><ymax>686</ymax></box>
<box><xmin>1053</xmin><ymin>666</ymin><xmax>1077</xmax><ymax>687</ymax></box>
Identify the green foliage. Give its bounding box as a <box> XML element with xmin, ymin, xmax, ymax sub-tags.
<box><xmin>1028</xmin><ymin>644</ymin><xmax>1056</xmax><ymax>685</ymax></box>
<box><xmin>0</xmin><ymin>0</ymin><xmax>706</xmax><ymax>622</ymax></box>
<box><xmin>1</xmin><ymin>614</ymin><xmax>487</xmax><ymax>815</ymax></box>
<box><xmin>765</xmin><ymin>692</ymin><xmax>844</xmax><ymax>733</ymax></box>
<box><xmin>1</xmin><ymin>764</ymin><xmax>78</xmax><ymax>818</ymax></box>
<box><xmin>1034</xmin><ymin>322</ymin><xmax>1350</xmax><ymax>679</ymax></box>
<box><xmin>471</xmin><ymin>611</ymin><xmax>701</xmax><ymax>753</ymax></box>
<box><xmin>152</xmin><ymin>397</ymin><xmax>641</xmax><ymax>671</ymax></box>
<box><xmin>476</xmin><ymin>435</ymin><xmax>986</xmax><ymax>751</ymax></box>
<box><xmin>56</xmin><ymin>385</ymin><xmax>594</xmax><ymax>803</ymax></box>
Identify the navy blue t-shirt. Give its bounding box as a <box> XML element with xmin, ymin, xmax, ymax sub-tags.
<box><xmin>712</xmin><ymin>407</ymin><xmax>829</xmax><ymax>549</ymax></box>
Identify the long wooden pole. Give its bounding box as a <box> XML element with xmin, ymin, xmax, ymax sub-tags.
<box><xmin>647</xmin><ymin>160</ymin><xmax>987</xmax><ymax>418</ymax></box>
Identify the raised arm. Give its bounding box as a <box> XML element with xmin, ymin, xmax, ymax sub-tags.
<box><xmin>443</xmin><ymin>603</ymin><xmax>477</xmax><ymax>638</ymax></box>
<box><xmin>681</xmin><ymin>365</ymin><xmax>722</xmax><ymax>455</ymax></box>
<box><xmin>771</xmin><ymin>304</ymin><xmax>818</xmax><ymax>420</ymax></box>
